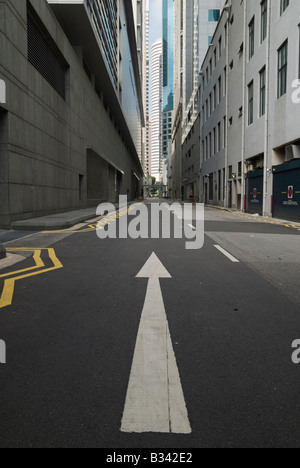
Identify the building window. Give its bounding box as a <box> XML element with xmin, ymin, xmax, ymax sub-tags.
<box><xmin>208</xmin><ymin>10</ymin><xmax>221</xmax><ymax>22</ymax></box>
<box><xmin>27</xmin><ymin>3</ymin><xmax>68</xmax><ymax>100</ymax></box>
<box><xmin>280</xmin><ymin>0</ymin><xmax>289</xmax><ymax>15</ymax></box>
<box><xmin>260</xmin><ymin>67</ymin><xmax>266</xmax><ymax>117</ymax></box>
<box><xmin>278</xmin><ymin>40</ymin><xmax>288</xmax><ymax>98</ymax></box>
<box><xmin>248</xmin><ymin>81</ymin><xmax>254</xmax><ymax>125</ymax></box>
<box><xmin>224</xmin><ymin>67</ymin><xmax>227</xmax><ymax>96</ymax></box>
<box><xmin>213</xmin><ymin>85</ymin><xmax>217</xmax><ymax>110</ymax></box>
<box><xmin>249</xmin><ymin>17</ymin><xmax>255</xmax><ymax>60</ymax></box>
<box><xmin>213</xmin><ymin>128</ymin><xmax>216</xmax><ymax>155</ymax></box>
<box><xmin>209</xmin><ymin>174</ymin><xmax>214</xmax><ymax>200</ymax></box>
<box><xmin>218</xmin><ymin>170</ymin><xmax>221</xmax><ymax>201</ymax></box>
<box><xmin>218</xmin><ymin>76</ymin><xmax>222</xmax><ymax>103</ymax></box>
<box><xmin>261</xmin><ymin>0</ymin><xmax>268</xmax><ymax>43</ymax></box>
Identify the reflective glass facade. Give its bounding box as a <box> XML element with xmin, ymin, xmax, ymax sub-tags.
<box><xmin>86</xmin><ymin>0</ymin><xmax>118</xmax><ymax>89</ymax></box>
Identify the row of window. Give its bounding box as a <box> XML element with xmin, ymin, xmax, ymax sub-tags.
<box><xmin>247</xmin><ymin>39</ymin><xmax>288</xmax><ymax>126</ymax></box>
<box><xmin>202</xmin><ymin>71</ymin><xmax>226</xmax><ymax>123</ymax></box>
<box><xmin>248</xmin><ymin>0</ymin><xmax>289</xmax><ymax>61</ymax></box>
<box><xmin>203</xmin><ymin>0</ymin><xmax>290</xmax><ymax>91</ymax></box>
<box><xmin>202</xmin><ymin>116</ymin><xmax>227</xmax><ymax>161</ymax></box>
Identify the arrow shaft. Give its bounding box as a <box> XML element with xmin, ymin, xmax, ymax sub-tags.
<box><xmin>121</xmin><ymin>276</ymin><xmax>191</xmax><ymax>434</ymax></box>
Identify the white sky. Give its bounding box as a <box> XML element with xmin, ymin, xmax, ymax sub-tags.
<box><xmin>149</xmin><ymin>0</ymin><xmax>162</xmax><ymax>47</ymax></box>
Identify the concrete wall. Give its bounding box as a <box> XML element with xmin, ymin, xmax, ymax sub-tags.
<box><xmin>0</xmin><ymin>0</ymin><xmax>143</xmax><ymax>228</ymax></box>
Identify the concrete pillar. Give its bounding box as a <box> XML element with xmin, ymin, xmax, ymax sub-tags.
<box><xmin>0</xmin><ymin>242</ymin><xmax>6</xmax><ymax>260</ymax></box>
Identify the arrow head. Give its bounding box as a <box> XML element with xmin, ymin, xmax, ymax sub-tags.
<box><xmin>136</xmin><ymin>252</ymin><xmax>172</xmax><ymax>279</ymax></box>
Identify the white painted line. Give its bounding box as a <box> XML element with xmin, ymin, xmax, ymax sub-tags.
<box><xmin>188</xmin><ymin>224</ymin><xmax>196</xmax><ymax>230</ymax></box>
<box><xmin>121</xmin><ymin>252</ymin><xmax>191</xmax><ymax>434</ymax></box>
<box><xmin>214</xmin><ymin>245</ymin><xmax>240</xmax><ymax>263</ymax></box>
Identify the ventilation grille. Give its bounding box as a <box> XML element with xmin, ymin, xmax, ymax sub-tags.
<box><xmin>27</xmin><ymin>5</ymin><xmax>67</xmax><ymax>100</ymax></box>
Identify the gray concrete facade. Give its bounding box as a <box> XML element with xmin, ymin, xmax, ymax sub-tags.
<box><xmin>200</xmin><ymin>0</ymin><xmax>300</xmax><ymax>219</ymax></box>
<box><xmin>0</xmin><ymin>0</ymin><xmax>144</xmax><ymax>228</ymax></box>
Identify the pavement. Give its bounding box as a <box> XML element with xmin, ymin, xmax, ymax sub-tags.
<box><xmin>0</xmin><ymin>200</ymin><xmax>300</xmax><ymax>448</ymax></box>
<box><xmin>11</xmin><ymin>207</ymin><xmax>100</xmax><ymax>231</ymax></box>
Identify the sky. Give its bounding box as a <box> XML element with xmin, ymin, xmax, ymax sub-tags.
<box><xmin>149</xmin><ymin>0</ymin><xmax>162</xmax><ymax>48</ymax></box>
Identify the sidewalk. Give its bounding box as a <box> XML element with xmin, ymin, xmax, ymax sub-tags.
<box><xmin>11</xmin><ymin>208</ymin><xmax>99</xmax><ymax>231</ymax></box>
<box><xmin>10</xmin><ymin>199</ymin><xmax>141</xmax><ymax>232</ymax></box>
<box><xmin>205</xmin><ymin>204</ymin><xmax>300</xmax><ymax>228</ymax></box>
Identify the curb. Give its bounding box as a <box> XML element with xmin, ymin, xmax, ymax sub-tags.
<box><xmin>0</xmin><ymin>242</ymin><xmax>6</xmax><ymax>259</ymax></box>
<box><xmin>10</xmin><ymin>200</ymin><xmax>142</xmax><ymax>232</ymax></box>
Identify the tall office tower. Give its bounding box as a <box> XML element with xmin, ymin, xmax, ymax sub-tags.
<box><xmin>150</xmin><ymin>39</ymin><xmax>163</xmax><ymax>181</ymax></box>
<box><xmin>171</xmin><ymin>0</ymin><xmax>224</xmax><ymax>199</ymax></box>
<box><xmin>198</xmin><ymin>1</ymin><xmax>225</xmax><ymax>64</ymax></box>
<box><xmin>182</xmin><ymin>0</ymin><xmax>224</xmax><ymax>141</ymax></box>
<box><xmin>132</xmin><ymin>0</ymin><xmax>150</xmax><ymax>176</ymax></box>
<box><xmin>143</xmin><ymin>0</ymin><xmax>150</xmax><ymax>176</ymax></box>
<box><xmin>162</xmin><ymin>0</ymin><xmax>174</xmax><ymax>187</ymax></box>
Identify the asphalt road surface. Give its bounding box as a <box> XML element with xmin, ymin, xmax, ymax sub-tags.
<box><xmin>0</xmin><ymin>200</ymin><xmax>300</xmax><ymax>448</ymax></box>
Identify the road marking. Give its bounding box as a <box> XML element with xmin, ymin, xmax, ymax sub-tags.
<box><xmin>214</xmin><ymin>245</ymin><xmax>240</xmax><ymax>263</ymax></box>
<box><xmin>42</xmin><ymin>207</ymin><xmax>132</xmax><ymax>234</ymax></box>
<box><xmin>188</xmin><ymin>224</ymin><xmax>196</xmax><ymax>230</ymax></box>
<box><xmin>121</xmin><ymin>252</ymin><xmax>191</xmax><ymax>434</ymax></box>
<box><xmin>0</xmin><ymin>248</ymin><xmax>63</xmax><ymax>309</ymax></box>
<box><xmin>207</xmin><ymin>207</ymin><xmax>300</xmax><ymax>230</ymax></box>
<box><xmin>0</xmin><ymin>250</ymin><xmax>44</xmax><ymax>278</ymax></box>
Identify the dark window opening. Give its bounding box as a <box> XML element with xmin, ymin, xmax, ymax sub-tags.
<box><xmin>27</xmin><ymin>2</ymin><xmax>68</xmax><ymax>100</ymax></box>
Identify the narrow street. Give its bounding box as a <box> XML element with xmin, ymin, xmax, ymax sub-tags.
<box><xmin>0</xmin><ymin>200</ymin><xmax>299</xmax><ymax>448</ymax></box>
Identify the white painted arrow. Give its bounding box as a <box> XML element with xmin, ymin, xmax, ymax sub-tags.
<box><xmin>121</xmin><ymin>252</ymin><xmax>191</xmax><ymax>434</ymax></box>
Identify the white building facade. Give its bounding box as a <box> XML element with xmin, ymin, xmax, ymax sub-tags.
<box><xmin>201</xmin><ymin>0</ymin><xmax>300</xmax><ymax>221</ymax></box>
<box><xmin>150</xmin><ymin>39</ymin><xmax>163</xmax><ymax>181</ymax></box>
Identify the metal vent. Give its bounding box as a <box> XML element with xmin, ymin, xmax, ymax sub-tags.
<box><xmin>27</xmin><ymin>5</ymin><xmax>67</xmax><ymax>100</ymax></box>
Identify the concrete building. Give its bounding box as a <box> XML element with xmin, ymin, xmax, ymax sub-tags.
<box><xmin>171</xmin><ymin>0</ymin><xmax>224</xmax><ymax>200</ymax></box>
<box><xmin>142</xmin><ymin>0</ymin><xmax>150</xmax><ymax>176</ymax></box>
<box><xmin>0</xmin><ymin>0</ymin><xmax>144</xmax><ymax>228</ymax></box>
<box><xmin>132</xmin><ymin>0</ymin><xmax>150</xmax><ymax>176</ymax></box>
<box><xmin>162</xmin><ymin>0</ymin><xmax>174</xmax><ymax>176</ymax></box>
<box><xmin>150</xmin><ymin>38</ymin><xmax>163</xmax><ymax>181</ymax></box>
<box><xmin>200</xmin><ymin>0</ymin><xmax>300</xmax><ymax>222</ymax></box>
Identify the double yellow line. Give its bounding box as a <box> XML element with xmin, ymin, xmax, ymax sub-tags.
<box><xmin>43</xmin><ymin>205</ymin><xmax>139</xmax><ymax>234</ymax></box>
<box><xmin>0</xmin><ymin>248</ymin><xmax>63</xmax><ymax>309</ymax></box>
<box><xmin>209</xmin><ymin>207</ymin><xmax>300</xmax><ymax>230</ymax></box>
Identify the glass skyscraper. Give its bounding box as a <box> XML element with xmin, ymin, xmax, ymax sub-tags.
<box><xmin>162</xmin><ymin>0</ymin><xmax>174</xmax><ymax>161</ymax></box>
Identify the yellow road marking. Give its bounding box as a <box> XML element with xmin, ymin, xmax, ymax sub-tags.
<box><xmin>41</xmin><ymin>203</ymin><xmax>144</xmax><ymax>234</ymax></box>
<box><xmin>0</xmin><ymin>250</ymin><xmax>44</xmax><ymax>279</ymax></box>
<box><xmin>207</xmin><ymin>207</ymin><xmax>300</xmax><ymax>230</ymax></box>
<box><xmin>0</xmin><ymin>248</ymin><xmax>63</xmax><ymax>309</ymax></box>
